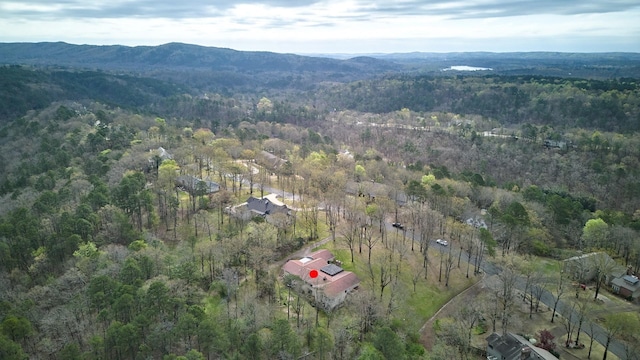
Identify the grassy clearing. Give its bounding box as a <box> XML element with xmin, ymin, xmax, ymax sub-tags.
<box><xmin>535</xmin><ymin>257</ymin><xmax>562</xmax><ymax>276</ymax></box>
<box><xmin>491</xmin><ymin>253</ymin><xmax>562</xmax><ymax>278</ymax></box>
<box><xmin>317</xmin><ymin>234</ymin><xmax>477</xmax><ymax>333</ymax></box>
<box><xmin>562</xmin><ymin>331</ymin><xmax>620</xmax><ymax>360</ymax></box>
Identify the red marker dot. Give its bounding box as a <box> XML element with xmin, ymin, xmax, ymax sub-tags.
<box><xmin>309</xmin><ymin>269</ymin><xmax>319</xmax><ymax>279</ymax></box>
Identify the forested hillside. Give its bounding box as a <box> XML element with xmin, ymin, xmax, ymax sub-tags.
<box><xmin>0</xmin><ymin>42</ymin><xmax>399</xmax><ymax>92</ymax></box>
<box><xmin>0</xmin><ymin>66</ymin><xmax>183</xmax><ymax>123</ymax></box>
<box><xmin>1</xmin><ymin>50</ymin><xmax>640</xmax><ymax>360</ymax></box>
<box><xmin>320</xmin><ymin>75</ymin><xmax>640</xmax><ymax>132</ymax></box>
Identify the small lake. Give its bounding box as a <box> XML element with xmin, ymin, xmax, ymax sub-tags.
<box><xmin>442</xmin><ymin>65</ymin><xmax>492</xmax><ymax>71</ymax></box>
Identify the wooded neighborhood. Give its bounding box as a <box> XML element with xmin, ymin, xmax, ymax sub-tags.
<box><xmin>0</xmin><ymin>46</ymin><xmax>640</xmax><ymax>360</ymax></box>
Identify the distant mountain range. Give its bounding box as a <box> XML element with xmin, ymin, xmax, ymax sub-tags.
<box><xmin>0</xmin><ymin>42</ymin><xmax>398</xmax><ymax>75</ymax></box>
<box><xmin>3</xmin><ymin>42</ymin><xmax>640</xmax><ymax>76</ymax></box>
<box><xmin>0</xmin><ymin>42</ymin><xmax>409</xmax><ymax>92</ymax></box>
<box><xmin>1</xmin><ymin>42</ymin><xmax>639</xmax><ymax>93</ymax></box>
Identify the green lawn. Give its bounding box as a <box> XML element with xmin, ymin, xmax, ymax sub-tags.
<box><xmin>316</xmin><ymin>236</ymin><xmax>477</xmax><ymax>332</ymax></box>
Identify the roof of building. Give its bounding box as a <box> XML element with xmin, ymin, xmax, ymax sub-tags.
<box><xmin>176</xmin><ymin>175</ymin><xmax>220</xmax><ymax>194</ymax></box>
<box><xmin>321</xmin><ymin>263</ymin><xmax>344</xmax><ymax>276</ymax></box>
<box><xmin>511</xmin><ymin>334</ymin><xmax>558</xmax><ymax>360</ymax></box>
<box><xmin>564</xmin><ymin>252</ymin><xmax>626</xmax><ymax>273</ymax></box>
<box><xmin>563</xmin><ymin>252</ymin><xmax>603</xmax><ymax>262</ymax></box>
<box><xmin>157</xmin><ymin>147</ymin><xmax>173</xmax><ymax>160</ymax></box>
<box><xmin>282</xmin><ymin>257</ymin><xmax>326</xmax><ymax>279</ymax></box>
<box><xmin>487</xmin><ymin>333</ymin><xmax>558</xmax><ymax>360</ymax></box>
<box><xmin>323</xmin><ymin>271</ymin><xmax>360</xmax><ymax>297</ymax></box>
<box><xmin>610</xmin><ymin>267</ymin><xmax>628</xmax><ymax>279</ymax></box>
<box><xmin>282</xmin><ymin>249</ymin><xmax>359</xmax><ymax>299</ymax></box>
<box><xmin>310</xmin><ymin>249</ymin><xmax>334</xmax><ymax>262</ymax></box>
<box><xmin>281</xmin><ymin>249</ymin><xmax>334</xmax><ymax>279</ymax></box>
<box><xmin>246</xmin><ymin>196</ymin><xmax>289</xmax><ymax>216</ymax></box>
<box><xmin>486</xmin><ymin>333</ymin><xmax>523</xmax><ymax>360</ymax></box>
<box><xmin>259</xmin><ymin>150</ymin><xmax>287</xmax><ymax>169</ymax></box>
<box><xmin>612</xmin><ymin>275</ymin><xmax>640</xmax><ymax>291</ymax></box>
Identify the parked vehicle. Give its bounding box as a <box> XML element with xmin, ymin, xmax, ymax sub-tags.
<box><xmin>392</xmin><ymin>222</ymin><xmax>404</xmax><ymax>229</ymax></box>
<box><xmin>436</xmin><ymin>239</ymin><xmax>448</xmax><ymax>246</ymax></box>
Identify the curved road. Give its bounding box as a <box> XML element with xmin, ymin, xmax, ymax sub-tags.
<box><xmin>392</xmin><ymin>224</ymin><xmax>628</xmax><ymax>359</ymax></box>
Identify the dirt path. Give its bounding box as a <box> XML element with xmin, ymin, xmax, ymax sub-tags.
<box><xmin>419</xmin><ymin>273</ymin><xmax>484</xmax><ymax>350</ymax></box>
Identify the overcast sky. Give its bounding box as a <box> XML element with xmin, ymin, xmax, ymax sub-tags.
<box><xmin>1</xmin><ymin>0</ymin><xmax>639</xmax><ymax>54</ymax></box>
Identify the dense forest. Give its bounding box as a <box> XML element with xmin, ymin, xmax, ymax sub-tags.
<box><xmin>1</xmin><ymin>46</ymin><xmax>640</xmax><ymax>360</ymax></box>
<box><xmin>320</xmin><ymin>75</ymin><xmax>640</xmax><ymax>131</ymax></box>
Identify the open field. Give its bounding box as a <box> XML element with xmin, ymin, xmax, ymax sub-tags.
<box><xmin>312</xmin><ymin>231</ymin><xmax>478</xmax><ymax>333</ymax></box>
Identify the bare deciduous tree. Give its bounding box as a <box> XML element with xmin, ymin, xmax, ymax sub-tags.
<box><xmin>496</xmin><ymin>265</ymin><xmax>518</xmax><ymax>334</ymax></box>
<box><xmin>549</xmin><ymin>270</ymin><xmax>566</xmax><ymax>323</ymax></box>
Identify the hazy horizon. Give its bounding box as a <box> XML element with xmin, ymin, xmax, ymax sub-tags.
<box><xmin>3</xmin><ymin>40</ymin><xmax>639</xmax><ymax>57</ymax></box>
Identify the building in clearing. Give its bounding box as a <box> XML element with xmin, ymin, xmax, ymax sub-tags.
<box><xmin>282</xmin><ymin>249</ymin><xmax>360</xmax><ymax>310</ymax></box>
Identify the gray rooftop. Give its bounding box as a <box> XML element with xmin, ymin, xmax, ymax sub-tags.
<box><xmin>321</xmin><ymin>264</ymin><xmax>344</xmax><ymax>277</ymax></box>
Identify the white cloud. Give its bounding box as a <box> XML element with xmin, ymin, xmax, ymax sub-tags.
<box><xmin>0</xmin><ymin>0</ymin><xmax>638</xmax><ymax>53</ymax></box>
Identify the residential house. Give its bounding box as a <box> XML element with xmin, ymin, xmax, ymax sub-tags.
<box><xmin>258</xmin><ymin>150</ymin><xmax>288</xmax><ymax>170</ymax></box>
<box><xmin>245</xmin><ymin>196</ymin><xmax>290</xmax><ymax>217</ymax></box>
<box><xmin>282</xmin><ymin>249</ymin><xmax>360</xmax><ymax>310</ymax></box>
<box><xmin>227</xmin><ymin>195</ymin><xmax>292</xmax><ymax>223</ymax></box>
<box><xmin>610</xmin><ymin>267</ymin><xmax>640</xmax><ymax>301</ymax></box>
<box><xmin>155</xmin><ymin>147</ymin><xmax>173</xmax><ymax>160</ymax></box>
<box><xmin>486</xmin><ymin>332</ymin><xmax>558</xmax><ymax>360</ymax></box>
<box><xmin>176</xmin><ymin>175</ymin><xmax>220</xmax><ymax>195</ymax></box>
<box><xmin>147</xmin><ymin>147</ymin><xmax>173</xmax><ymax>173</ymax></box>
<box><xmin>562</xmin><ymin>252</ymin><xmax>625</xmax><ymax>284</ymax></box>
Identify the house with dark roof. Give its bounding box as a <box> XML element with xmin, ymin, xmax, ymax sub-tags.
<box><xmin>246</xmin><ymin>196</ymin><xmax>290</xmax><ymax>217</ymax></box>
<box><xmin>176</xmin><ymin>175</ymin><xmax>220</xmax><ymax>195</ymax></box>
<box><xmin>227</xmin><ymin>195</ymin><xmax>292</xmax><ymax>223</ymax></box>
<box><xmin>611</xmin><ymin>272</ymin><xmax>640</xmax><ymax>301</ymax></box>
<box><xmin>486</xmin><ymin>333</ymin><xmax>558</xmax><ymax>360</ymax></box>
<box><xmin>282</xmin><ymin>249</ymin><xmax>360</xmax><ymax>310</ymax></box>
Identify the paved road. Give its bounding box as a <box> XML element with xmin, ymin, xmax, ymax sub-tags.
<box><xmin>234</xmin><ymin>164</ymin><xmax>301</xmax><ymax>204</ymax></box>
<box><xmin>479</xmin><ymin>258</ymin><xmax>627</xmax><ymax>359</ymax></box>
<box><xmin>392</xmin><ymin>224</ymin><xmax>629</xmax><ymax>359</ymax></box>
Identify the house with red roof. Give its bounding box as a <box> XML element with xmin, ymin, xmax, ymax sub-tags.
<box><xmin>282</xmin><ymin>249</ymin><xmax>360</xmax><ymax>310</ymax></box>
